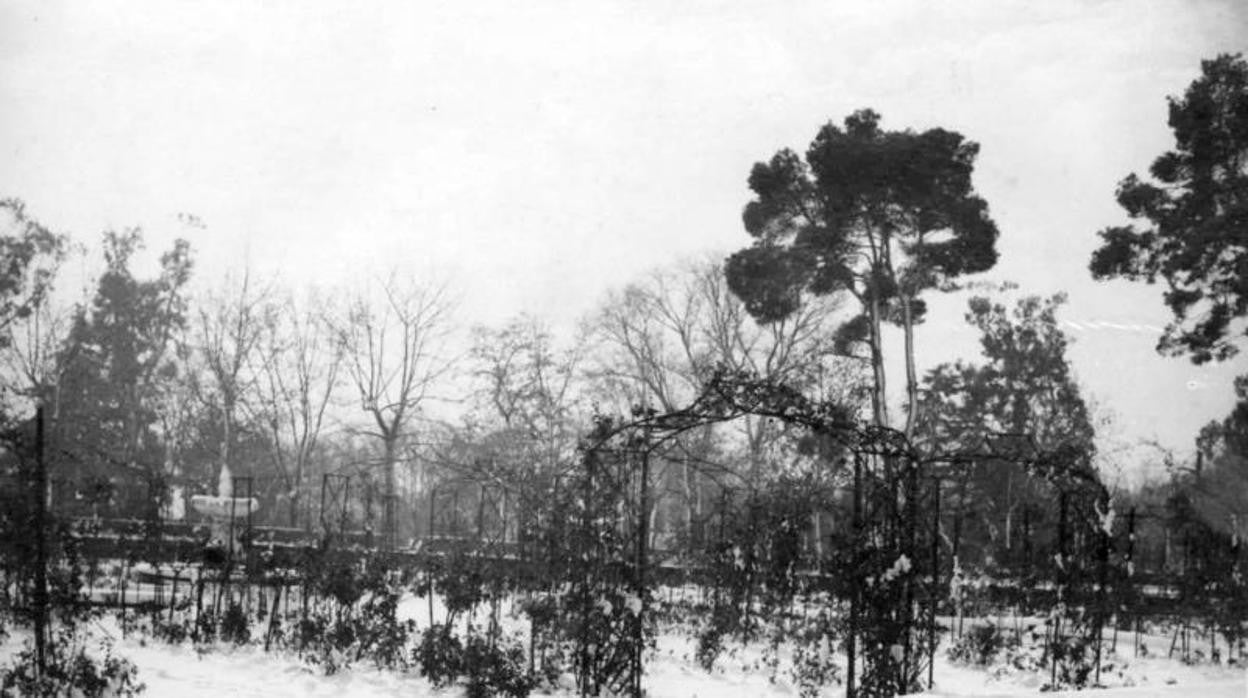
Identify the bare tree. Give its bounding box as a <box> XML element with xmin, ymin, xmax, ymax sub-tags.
<box><xmin>249</xmin><ymin>287</ymin><xmax>343</xmax><ymax>528</ymax></box>
<box><xmin>190</xmin><ymin>269</ymin><xmax>270</xmax><ymax>485</ymax></box>
<box><xmin>586</xmin><ymin>257</ymin><xmax>860</xmax><ymax>548</ymax></box>
<box><xmin>450</xmin><ymin>314</ymin><xmax>588</xmax><ymax>543</ymax></box>
<box><xmin>471</xmin><ymin>314</ymin><xmax>585</xmax><ymax>463</ymax></box>
<box><xmin>334</xmin><ymin>273</ymin><xmax>456</xmax><ymax>547</ymax></box>
<box><xmin>589</xmin><ymin>259</ymin><xmax>855</xmax><ymax>411</ymax></box>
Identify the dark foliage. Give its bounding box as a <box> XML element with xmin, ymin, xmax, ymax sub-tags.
<box><xmin>1</xmin><ymin>628</ymin><xmax>144</xmax><ymax>698</ymax></box>
<box><xmin>414</xmin><ymin>623</ymin><xmax>464</xmax><ymax>687</ymax></box>
<box><xmin>1090</xmin><ymin>54</ymin><xmax>1248</xmax><ymax>363</ymax></box>
<box><xmin>947</xmin><ymin>623</ymin><xmax>1020</xmax><ymax>666</ymax></box>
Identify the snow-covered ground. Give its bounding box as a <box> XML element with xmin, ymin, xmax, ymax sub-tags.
<box><xmin>14</xmin><ymin>628</ymin><xmax>1240</xmax><ymax>698</ymax></box>
<box><xmin>2</xmin><ymin>593</ymin><xmax>1244</xmax><ymax>697</ymax></box>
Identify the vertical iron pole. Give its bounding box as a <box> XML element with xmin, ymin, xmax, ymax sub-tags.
<box><xmin>1126</xmin><ymin>507</ymin><xmax>1138</xmax><ymax>657</ymax></box>
<box><xmin>929</xmin><ymin>474</ymin><xmax>940</xmax><ymax>690</ymax></box>
<box><xmin>429</xmin><ymin>487</ymin><xmax>437</xmax><ymax>539</ymax></box>
<box><xmin>635</xmin><ymin>429</ymin><xmax>650</xmax><ymax>698</ymax></box>
<box><xmin>903</xmin><ymin>454</ymin><xmax>919</xmax><ymax>689</ymax></box>
<box><xmin>847</xmin><ymin>452</ymin><xmax>862</xmax><ymax>698</ymax></box>
<box><xmin>342</xmin><ymin>476</ymin><xmax>351</xmax><ymax>535</ymax></box>
<box><xmin>33</xmin><ymin>405</ymin><xmax>49</xmax><ymax>678</ymax></box>
<box><xmin>1095</xmin><ymin>503</ymin><xmax>1110</xmax><ymax>686</ymax></box>
<box><xmin>1053</xmin><ymin>489</ymin><xmax>1068</xmax><ymax>687</ymax></box>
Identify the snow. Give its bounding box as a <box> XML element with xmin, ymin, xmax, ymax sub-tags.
<box><xmin>115</xmin><ymin>641</ymin><xmax>441</xmax><ymax>698</ymax></box>
<box><xmin>922</xmin><ymin>650</ymin><xmax>1246</xmax><ymax>698</ymax></box>
<box><xmin>2</xmin><ymin>596</ymin><xmax>1244</xmax><ymax>697</ymax></box>
<box><xmin>920</xmin><ymin>684</ymin><xmax>1245</xmax><ymax>698</ymax></box>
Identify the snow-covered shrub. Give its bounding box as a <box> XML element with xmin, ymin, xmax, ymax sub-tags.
<box><xmin>464</xmin><ymin>633</ymin><xmax>535</xmax><ymax>698</ymax></box>
<box><xmin>695</xmin><ymin>604</ymin><xmax>734</xmax><ymax>671</ymax></box>
<box><xmin>521</xmin><ymin>593</ymin><xmax>569</xmax><ymax>683</ymax></box>
<box><xmin>194</xmin><ymin>607</ymin><xmax>218</xmax><ymax>643</ymax></box>
<box><xmin>316</xmin><ymin>557</ymin><xmax>365</xmax><ymax>607</ymax></box>
<box><xmin>1</xmin><ymin>627</ymin><xmax>144</xmax><ymax>697</ymax></box>
<box><xmin>219</xmin><ymin>601</ymin><xmax>250</xmax><ymax>645</ymax></box>
<box><xmin>413</xmin><ymin>623</ymin><xmax>464</xmax><ymax>687</ymax></box>
<box><xmin>293</xmin><ymin>610</ymin><xmax>355</xmax><ymax>676</ymax></box>
<box><xmin>145</xmin><ymin>596</ymin><xmax>194</xmax><ymax>645</ymax></box>
<box><xmin>287</xmin><ymin>555</ymin><xmax>416</xmax><ymax>674</ymax></box>
<box><xmin>947</xmin><ymin>623</ymin><xmax>1019</xmax><ymax>667</ymax></box>
<box><xmin>354</xmin><ymin>588</ymin><xmax>414</xmax><ymax>669</ymax></box>
<box><xmin>988</xmin><ymin>627</ymin><xmax>1046</xmax><ymax>679</ymax></box>
<box><xmin>149</xmin><ymin>612</ymin><xmax>192</xmax><ymax>645</ymax></box>
<box><xmin>787</xmin><ymin>612</ymin><xmax>842</xmax><ymax>698</ymax></box>
<box><xmin>1043</xmin><ymin>629</ymin><xmax>1098</xmax><ymax>690</ymax></box>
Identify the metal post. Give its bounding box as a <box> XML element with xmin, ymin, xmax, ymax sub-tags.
<box><xmin>342</xmin><ymin>477</ymin><xmax>350</xmax><ymax>534</ymax></box>
<box><xmin>1095</xmin><ymin>523</ymin><xmax>1109</xmax><ymax>685</ymax></box>
<box><xmin>635</xmin><ymin>429</ymin><xmax>651</xmax><ymax>698</ymax></box>
<box><xmin>452</xmin><ymin>490</ymin><xmax>460</xmax><ymax>537</ymax></box>
<box><xmin>903</xmin><ymin>455</ymin><xmax>920</xmax><ymax>688</ymax></box>
<box><xmin>429</xmin><ymin>487</ymin><xmax>437</xmax><ymax>540</ymax></box>
<box><xmin>929</xmin><ymin>475</ymin><xmax>940</xmax><ymax>690</ymax></box>
<box><xmin>33</xmin><ymin>405</ymin><xmax>49</xmax><ymax>678</ymax></box>
<box><xmin>847</xmin><ymin>452</ymin><xmax>862</xmax><ymax>698</ymax></box>
<box><xmin>476</xmin><ymin>484</ymin><xmax>487</xmax><ymax>541</ymax></box>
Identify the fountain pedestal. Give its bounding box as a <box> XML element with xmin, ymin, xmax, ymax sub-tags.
<box><xmin>190</xmin><ymin>463</ymin><xmax>260</xmax><ymax>558</ymax></box>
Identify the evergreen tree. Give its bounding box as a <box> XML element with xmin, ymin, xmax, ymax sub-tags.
<box><xmin>53</xmin><ymin>230</ymin><xmax>192</xmax><ymax>518</ymax></box>
<box><xmin>917</xmin><ymin>294</ymin><xmax>1096</xmax><ymax>567</ymax></box>
<box><xmin>726</xmin><ymin>109</ymin><xmax>998</xmax><ymax>433</ymax></box>
<box><xmin>1090</xmin><ymin>54</ymin><xmax>1248</xmax><ymax>363</ymax></box>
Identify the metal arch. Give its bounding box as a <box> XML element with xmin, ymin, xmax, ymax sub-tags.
<box><xmin>580</xmin><ymin>368</ymin><xmax>1102</xmax><ymax>477</ymax></box>
<box><xmin>581</xmin><ymin>368</ymin><xmax>887</xmax><ymax>458</ymax></box>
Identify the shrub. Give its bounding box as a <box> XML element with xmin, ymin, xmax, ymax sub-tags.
<box><xmin>149</xmin><ymin>613</ymin><xmax>192</xmax><ymax>645</ymax></box>
<box><xmin>414</xmin><ymin>623</ymin><xmax>464</xmax><ymax>687</ymax></box>
<box><xmin>220</xmin><ymin>602</ymin><xmax>251</xmax><ymax>645</ymax></box>
<box><xmin>695</xmin><ymin>602</ymin><xmax>744</xmax><ymax>672</ymax></box>
<box><xmin>787</xmin><ymin>612</ymin><xmax>842</xmax><ymax>698</ymax></box>
<box><xmin>464</xmin><ymin>634</ymin><xmax>535</xmax><ymax>698</ymax></box>
<box><xmin>294</xmin><ymin>611</ymin><xmax>353</xmax><ymax>676</ymax></box>
<box><xmin>947</xmin><ymin>624</ymin><xmax>1019</xmax><ymax>667</ymax></box>
<box><xmin>695</xmin><ymin>622</ymin><xmax>726</xmax><ymax>672</ymax></box>
<box><xmin>1044</xmin><ymin>631</ymin><xmax>1097</xmax><ymax>691</ymax></box>
<box><xmin>1</xmin><ymin>628</ymin><xmax>144</xmax><ymax>697</ymax></box>
<box><xmin>353</xmin><ymin>572</ymin><xmax>414</xmax><ymax>669</ymax></box>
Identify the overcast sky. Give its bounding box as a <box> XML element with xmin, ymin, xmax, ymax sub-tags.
<box><xmin>2</xmin><ymin>0</ymin><xmax>1246</xmax><ymax>478</ymax></box>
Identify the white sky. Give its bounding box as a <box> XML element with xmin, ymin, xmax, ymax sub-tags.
<box><xmin>2</xmin><ymin>0</ymin><xmax>1246</xmax><ymax>474</ymax></box>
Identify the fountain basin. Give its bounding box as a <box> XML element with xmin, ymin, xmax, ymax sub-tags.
<box><xmin>190</xmin><ymin>495</ymin><xmax>260</xmax><ymax>519</ymax></box>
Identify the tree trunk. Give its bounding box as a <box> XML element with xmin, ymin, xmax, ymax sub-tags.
<box><xmin>901</xmin><ymin>292</ymin><xmax>919</xmax><ymax>439</ymax></box>
<box><xmin>1005</xmin><ymin>507</ymin><xmax>1013</xmax><ymax>553</ymax></box>
<box><xmin>812</xmin><ymin>510</ymin><xmax>823</xmax><ymax>559</ymax></box>
<box><xmin>682</xmin><ymin>456</ymin><xmax>695</xmax><ymax>545</ymax></box>
<box><xmin>383</xmin><ymin>435</ymin><xmax>397</xmax><ymax>550</ymax></box>
<box><xmin>221</xmin><ymin>396</ymin><xmax>234</xmax><ymax>480</ymax></box>
<box><xmin>868</xmin><ymin>293</ymin><xmax>889</xmax><ymax>428</ymax></box>
<box><xmin>289</xmin><ymin>489</ymin><xmax>301</xmax><ymax>529</ymax></box>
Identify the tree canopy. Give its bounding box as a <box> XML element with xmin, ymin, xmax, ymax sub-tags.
<box><xmin>54</xmin><ymin>230</ymin><xmax>192</xmax><ymax>514</ymax></box>
<box><xmin>726</xmin><ymin>109</ymin><xmax>999</xmax><ymax>430</ymax></box>
<box><xmin>0</xmin><ymin>200</ymin><xmax>66</xmax><ymax>423</ymax></box>
<box><xmin>917</xmin><ymin>293</ymin><xmax>1095</xmax><ymax>455</ymax></box>
<box><xmin>1189</xmin><ymin>373</ymin><xmax>1248</xmax><ymax>540</ymax></box>
<box><xmin>1089</xmin><ymin>53</ymin><xmax>1248</xmax><ymax>364</ymax></box>
<box><xmin>0</xmin><ymin>200</ymin><xmax>65</xmax><ymax>352</ymax></box>
<box><xmin>916</xmin><ymin>293</ymin><xmax>1097</xmax><ymax>567</ymax></box>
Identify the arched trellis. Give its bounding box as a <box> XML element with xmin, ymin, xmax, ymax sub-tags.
<box><xmin>575</xmin><ymin>367</ymin><xmax>1112</xmax><ymax>697</ymax></box>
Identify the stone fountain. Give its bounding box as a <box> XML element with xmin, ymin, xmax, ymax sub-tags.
<box><xmin>189</xmin><ymin>462</ymin><xmax>259</xmax><ymax>556</ymax></box>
